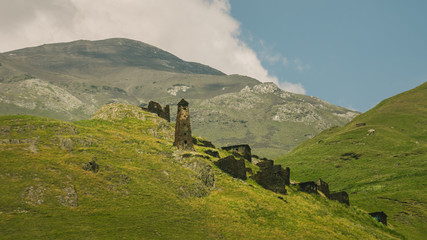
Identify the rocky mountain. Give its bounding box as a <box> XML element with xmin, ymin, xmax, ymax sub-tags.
<box><xmin>0</xmin><ymin>104</ymin><xmax>401</xmax><ymax>239</ymax></box>
<box><xmin>276</xmin><ymin>82</ymin><xmax>427</xmax><ymax>239</ymax></box>
<box><xmin>0</xmin><ymin>38</ymin><xmax>358</xmax><ymax>158</ymax></box>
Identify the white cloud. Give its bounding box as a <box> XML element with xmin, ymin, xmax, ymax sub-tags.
<box><xmin>0</xmin><ymin>0</ymin><xmax>305</xmax><ymax>94</ymax></box>
<box><xmin>278</xmin><ymin>81</ymin><xmax>306</xmax><ymax>95</ymax></box>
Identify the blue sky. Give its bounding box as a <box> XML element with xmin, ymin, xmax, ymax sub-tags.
<box><xmin>229</xmin><ymin>0</ymin><xmax>427</xmax><ymax>111</ymax></box>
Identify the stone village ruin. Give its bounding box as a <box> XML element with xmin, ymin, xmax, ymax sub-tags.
<box><xmin>141</xmin><ymin>99</ymin><xmax>387</xmax><ymax>225</ymax></box>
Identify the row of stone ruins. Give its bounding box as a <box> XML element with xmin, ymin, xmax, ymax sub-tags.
<box><xmin>141</xmin><ymin>99</ymin><xmax>387</xmax><ymax>226</ymax></box>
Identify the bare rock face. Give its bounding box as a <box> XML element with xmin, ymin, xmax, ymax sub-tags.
<box><xmin>251</xmin><ymin>163</ymin><xmax>289</xmax><ymax>195</ymax></box>
<box><xmin>214</xmin><ymin>156</ymin><xmax>246</xmax><ymax>180</ymax></box>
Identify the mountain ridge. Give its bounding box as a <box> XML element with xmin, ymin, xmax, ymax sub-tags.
<box><xmin>0</xmin><ymin>38</ymin><xmax>359</xmax><ymax>158</ymax></box>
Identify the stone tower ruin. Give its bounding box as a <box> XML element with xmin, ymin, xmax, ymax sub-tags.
<box><xmin>174</xmin><ymin>99</ymin><xmax>193</xmax><ymax>150</ymax></box>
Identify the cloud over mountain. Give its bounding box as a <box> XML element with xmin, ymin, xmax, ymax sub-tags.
<box><xmin>0</xmin><ymin>0</ymin><xmax>305</xmax><ymax>94</ymax></box>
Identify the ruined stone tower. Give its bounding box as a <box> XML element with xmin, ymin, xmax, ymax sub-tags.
<box><xmin>174</xmin><ymin>99</ymin><xmax>193</xmax><ymax>150</ymax></box>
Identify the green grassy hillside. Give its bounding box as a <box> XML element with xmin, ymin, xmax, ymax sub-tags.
<box><xmin>0</xmin><ymin>104</ymin><xmax>400</xmax><ymax>239</ymax></box>
<box><xmin>277</xmin><ymin>82</ymin><xmax>427</xmax><ymax>239</ymax></box>
<box><xmin>0</xmin><ymin>38</ymin><xmax>358</xmax><ymax>158</ymax></box>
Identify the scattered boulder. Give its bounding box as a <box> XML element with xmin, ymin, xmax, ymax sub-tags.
<box><xmin>369</xmin><ymin>211</ymin><xmax>387</xmax><ymax>225</ymax></box>
<box><xmin>297</xmin><ymin>181</ymin><xmax>318</xmax><ymax>194</ymax></box>
<box><xmin>316</xmin><ymin>178</ymin><xmax>330</xmax><ymax>196</ymax></box>
<box><xmin>251</xmin><ymin>164</ymin><xmax>289</xmax><ymax>195</ymax></box>
<box><xmin>329</xmin><ymin>191</ymin><xmax>350</xmax><ymax>205</ymax></box>
<box><xmin>214</xmin><ymin>156</ymin><xmax>246</xmax><ymax>180</ymax></box>
<box><xmin>356</xmin><ymin>123</ymin><xmax>366</xmax><ymax>127</ymax></box>
<box><xmin>204</xmin><ymin>149</ymin><xmax>220</xmax><ymax>158</ymax></box>
<box><xmin>367</xmin><ymin>129</ymin><xmax>376</xmax><ymax>135</ymax></box>
<box><xmin>82</xmin><ymin>158</ymin><xmax>99</xmax><ymax>173</ymax></box>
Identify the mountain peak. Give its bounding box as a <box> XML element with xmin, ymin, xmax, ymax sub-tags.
<box><xmin>5</xmin><ymin>38</ymin><xmax>225</xmax><ymax>76</ymax></box>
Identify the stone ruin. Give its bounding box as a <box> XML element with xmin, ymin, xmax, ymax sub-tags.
<box><xmin>317</xmin><ymin>178</ymin><xmax>330</xmax><ymax>196</ymax></box>
<box><xmin>174</xmin><ymin>99</ymin><xmax>194</xmax><ymax>150</ymax></box>
<box><xmin>193</xmin><ymin>137</ymin><xmax>216</xmax><ymax>148</ymax></box>
<box><xmin>214</xmin><ymin>155</ymin><xmax>247</xmax><ymax>180</ymax></box>
<box><xmin>293</xmin><ymin>178</ymin><xmax>350</xmax><ymax>206</ymax></box>
<box><xmin>296</xmin><ymin>181</ymin><xmax>318</xmax><ymax>194</ymax></box>
<box><xmin>328</xmin><ymin>191</ymin><xmax>350</xmax><ymax>205</ymax></box>
<box><xmin>251</xmin><ymin>159</ymin><xmax>290</xmax><ymax>195</ymax></box>
<box><xmin>369</xmin><ymin>211</ymin><xmax>387</xmax><ymax>225</ymax></box>
<box><xmin>221</xmin><ymin>144</ymin><xmax>252</xmax><ymax>162</ymax></box>
<box><xmin>141</xmin><ymin>100</ymin><xmax>170</xmax><ymax>122</ymax></box>
<box><xmin>316</xmin><ymin>178</ymin><xmax>350</xmax><ymax>205</ymax></box>
<box><xmin>204</xmin><ymin>149</ymin><xmax>220</xmax><ymax>158</ymax></box>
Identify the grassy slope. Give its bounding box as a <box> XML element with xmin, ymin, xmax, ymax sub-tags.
<box><xmin>0</xmin><ymin>104</ymin><xmax>400</xmax><ymax>239</ymax></box>
<box><xmin>276</xmin><ymin>82</ymin><xmax>427</xmax><ymax>239</ymax></box>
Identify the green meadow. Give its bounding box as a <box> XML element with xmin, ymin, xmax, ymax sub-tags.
<box><xmin>277</xmin><ymin>82</ymin><xmax>427</xmax><ymax>239</ymax></box>
<box><xmin>0</xmin><ymin>104</ymin><xmax>401</xmax><ymax>239</ymax></box>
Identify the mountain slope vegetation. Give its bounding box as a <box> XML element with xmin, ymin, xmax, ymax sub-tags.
<box><xmin>0</xmin><ymin>38</ymin><xmax>358</xmax><ymax>158</ymax></box>
<box><xmin>277</xmin><ymin>82</ymin><xmax>427</xmax><ymax>239</ymax></box>
<box><xmin>0</xmin><ymin>104</ymin><xmax>401</xmax><ymax>239</ymax></box>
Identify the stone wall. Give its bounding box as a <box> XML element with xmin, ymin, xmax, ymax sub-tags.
<box><xmin>221</xmin><ymin>144</ymin><xmax>252</xmax><ymax>162</ymax></box>
<box><xmin>142</xmin><ymin>101</ymin><xmax>170</xmax><ymax>122</ymax></box>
